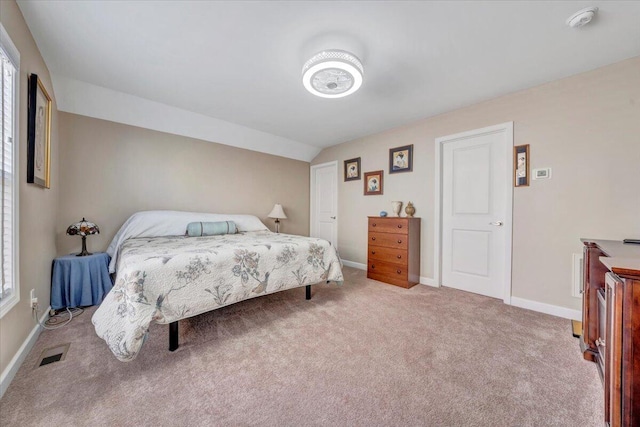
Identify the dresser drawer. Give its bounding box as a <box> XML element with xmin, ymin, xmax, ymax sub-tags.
<box><xmin>368</xmin><ymin>246</ymin><xmax>408</xmax><ymax>266</ymax></box>
<box><xmin>368</xmin><ymin>217</ymin><xmax>409</xmax><ymax>234</ymax></box>
<box><xmin>368</xmin><ymin>232</ymin><xmax>408</xmax><ymax>249</ymax></box>
<box><xmin>367</xmin><ymin>272</ymin><xmax>412</xmax><ymax>288</ymax></box>
<box><xmin>367</xmin><ymin>259</ymin><xmax>409</xmax><ymax>280</ymax></box>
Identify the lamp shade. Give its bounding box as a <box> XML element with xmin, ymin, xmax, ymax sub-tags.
<box><xmin>67</xmin><ymin>218</ymin><xmax>99</xmax><ymax>257</ymax></box>
<box><xmin>66</xmin><ymin>218</ymin><xmax>100</xmax><ymax>236</ymax></box>
<box><xmin>268</xmin><ymin>204</ymin><xmax>287</xmax><ymax>220</ymax></box>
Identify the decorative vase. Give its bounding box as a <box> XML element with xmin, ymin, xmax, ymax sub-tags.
<box><xmin>391</xmin><ymin>201</ymin><xmax>403</xmax><ymax>217</ymax></box>
<box><xmin>380</xmin><ymin>211</ymin><xmax>388</xmax><ymax>217</ymax></box>
<box><xmin>405</xmin><ymin>202</ymin><xmax>415</xmax><ymax>217</ymax></box>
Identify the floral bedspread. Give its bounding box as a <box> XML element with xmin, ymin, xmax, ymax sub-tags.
<box><xmin>92</xmin><ymin>231</ymin><xmax>343</xmax><ymax>361</ymax></box>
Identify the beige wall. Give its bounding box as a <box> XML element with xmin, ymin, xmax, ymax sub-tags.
<box><xmin>57</xmin><ymin>113</ymin><xmax>310</xmax><ymax>256</ymax></box>
<box><xmin>0</xmin><ymin>1</ymin><xmax>60</xmax><ymax>376</ymax></box>
<box><xmin>312</xmin><ymin>56</ymin><xmax>640</xmax><ymax>311</ymax></box>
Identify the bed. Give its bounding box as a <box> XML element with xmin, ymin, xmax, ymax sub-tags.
<box><xmin>92</xmin><ymin>211</ymin><xmax>344</xmax><ymax>361</ymax></box>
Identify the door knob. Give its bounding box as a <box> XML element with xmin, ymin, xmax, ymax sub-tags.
<box><xmin>489</xmin><ymin>221</ymin><xmax>504</xmax><ymax>226</ymax></box>
<box><xmin>331</xmin><ymin>216</ymin><xmax>336</xmax><ymax>219</ymax></box>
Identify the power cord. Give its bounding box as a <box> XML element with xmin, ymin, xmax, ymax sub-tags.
<box><xmin>32</xmin><ymin>305</ymin><xmax>84</xmax><ymax>330</ymax></box>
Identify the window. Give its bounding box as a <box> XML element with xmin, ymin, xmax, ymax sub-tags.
<box><xmin>0</xmin><ymin>23</ymin><xmax>20</xmax><ymax>318</ymax></box>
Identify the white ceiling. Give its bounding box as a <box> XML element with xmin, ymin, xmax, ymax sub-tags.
<box><xmin>17</xmin><ymin>1</ymin><xmax>640</xmax><ymax>161</ymax></box>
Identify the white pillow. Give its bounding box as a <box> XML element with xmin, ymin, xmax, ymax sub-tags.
<box><xmin>106</xmin><ymin>210</ymin><xmax>268</xmax><ymax>273</ymax></box>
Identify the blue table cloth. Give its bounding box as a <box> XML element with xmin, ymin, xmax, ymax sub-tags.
<box><xmin>51</xmin><ymin>252</ymin><xmax>113</xmax><ymax>310</ymax></box>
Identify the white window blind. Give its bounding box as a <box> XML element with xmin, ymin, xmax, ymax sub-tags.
<box><xmin>0</xmin><ymin>23</ymin><xmax>19</xmax><ymax>317</ymax></box>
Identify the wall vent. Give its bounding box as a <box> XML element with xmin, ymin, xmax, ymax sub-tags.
<box><xmin>572</xmin><ymin>253</ymin><xmax>584</xmax><ymax>298</ymax></box>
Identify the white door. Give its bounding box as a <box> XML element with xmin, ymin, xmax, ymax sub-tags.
<box><xmin>310</xmin><ymin>161</ymin><xmax>338</xmax><ymax>247</ymax></box>
<box><xmin>437</xmin><ymin>123</ymin><xmax>513</xmax><ymax>301</ymax></box>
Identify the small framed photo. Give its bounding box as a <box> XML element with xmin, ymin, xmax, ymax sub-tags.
<box><xmin>364</xmin><ymin>170</ymin><xmax>383</xmax><ymax>195</ymax></box>
<box><xmin>389</xmin><ymin>144</ymin><xmax>413</xmax><ymax>174</ymax></box>
<box><xmin>344</xmin><ymin>157</ymin><xmax>361</xmax><ymax>181</ymax></box>
<box><xmin>514</xmin><ymin>144</ymin><xmax>530</xmax><ymax>187</ymax></box>
<box><xmin>27</xmin><ymin>74</ymin><xmax>52</xmax><ymax>189</ymax></box>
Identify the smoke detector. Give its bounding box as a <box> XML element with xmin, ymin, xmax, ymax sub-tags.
<box><xmin>566</xmin><ymin>7</ymin><xmax>598</xmax><ymax>28</ymax></box>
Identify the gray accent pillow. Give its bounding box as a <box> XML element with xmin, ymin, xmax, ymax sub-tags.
<box><xmin>186</xmin><ymin>221</ymin><xmax>237</xmax><ymax>237</ymax></box>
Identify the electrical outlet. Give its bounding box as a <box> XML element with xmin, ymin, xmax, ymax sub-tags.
<box><xmin>30</xmin><ymin>289</ymin><xmax>38</xmax><ymax>309</ymax></box>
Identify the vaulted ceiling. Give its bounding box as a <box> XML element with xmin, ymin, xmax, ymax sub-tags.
<box><xmin>17</xmin><ymin>1</ymin><xmax>640</xmax><ymax>161</ymax></box>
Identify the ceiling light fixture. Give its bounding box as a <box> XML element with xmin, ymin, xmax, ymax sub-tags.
<box><xmin>302</xmin><ymin>50</ymin><xmax>364</xmax><ymax>98</ymax></box>
<box><xmin>566</xmin><ymin>7</ymin><xmax>598</xmax><ymax>28</ymax></box>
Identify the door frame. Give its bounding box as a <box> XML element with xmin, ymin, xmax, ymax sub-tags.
<box><xmin>310</xmin><ymin>161</ymin><xmax>338</xmax><ymax>246</ymax></box>
<box><xmin>433</xmin><ymin>122</ymin><xmax>514</xmax><ymax>303</ymax></box>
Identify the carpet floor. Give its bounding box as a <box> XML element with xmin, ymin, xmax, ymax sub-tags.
<box><xmin>0</xmin><ymin>267</ymin><xmax>602</xmax><ymax>426</ymax></box>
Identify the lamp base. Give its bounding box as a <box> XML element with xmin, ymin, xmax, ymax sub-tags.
<box><xmin>274</xmin><ymin>219</ymin><xmax>280</xmax><ymax>234</ymax></box>
<box><xmin>76</xmin><ymin>236</ymin><xmax>93</xmax><ymax>257</ymax></box>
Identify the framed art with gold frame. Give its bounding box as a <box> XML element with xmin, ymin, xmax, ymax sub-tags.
<box><xmin>27</xmin><ymin>73</ymin><xmax>52</xmax><ymax>188</ymax></box>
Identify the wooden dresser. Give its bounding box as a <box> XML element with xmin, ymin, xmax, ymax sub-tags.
<box><xmin>581</xmin><ymin>239</ymin><xmax>640</xmax><ymax>426</ymax></box>
<box><xmin>367</xmin><ymin>217</ymin><xmax>420</xmax><ymax>288</ymax></box>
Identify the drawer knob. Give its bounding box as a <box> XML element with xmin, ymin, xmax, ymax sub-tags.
<box><xmin>371</xmin><ymin>264</ymin><xmax>375</xmax><ymax>269</ymax></box>
<box><xmin>397</xmin><ymin>224</ymin><xmax>402</xmax><ymax>228</ymax></box>
<box><xmin>397</xmin><ymin>239</ymin><xmax>402</xmax><ymax>244</ymax></box>
<box><xmin>372</xmin><ymin>237</ymin><xmax>376</xmax><ymax>241</ymax></box>
<box><xmin>397</xmin><ymin>269</ymin><xmax>401</xmax><ymax>274</ymax></box>
<box><xmin>371</xmin><ymin>251</ymin><xmax>376</xmax><ymax>254</ymax></box>
<box><xmin>397</xmin><ymin>255</ymin><xmax>401</xmax><ymax>259</ymax></box>
<box><xmin>372</xmin><ymin>223</ymin><xmax>376</xmax><ymax>227</ymax></box>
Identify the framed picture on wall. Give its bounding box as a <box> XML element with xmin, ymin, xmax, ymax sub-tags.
<box><xmin>389</xmin><ymin>144</ymin><xmax>413</xmax><ymax>173</ymax></box>
<box><xmin>514</xmin><ymin>144</ymin><xmax>530</xmax><ymax>187</ymax></box>
<box><xmin>344</xmin><ymin>157</ymin><xmax>361</xmax><ymax>181</ymax></box>
<box><xmin>364</xmin><ymin>170</ymin><xmax>383</xmax><ymax>195</ymax></box>
<box><xmin>27</xmin><ymin>73</ymin><xmax>52</xmax><ymax>189</ymax></box>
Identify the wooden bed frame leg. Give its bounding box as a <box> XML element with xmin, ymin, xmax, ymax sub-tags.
<box><xmin>306</xmin><ymin>285</ymin><xmax>311</xmax><ymax>300</ymax></box>
<box><xmin>169</xmin><ymin>321</ymin><xmax>179</xmax><ymax>351</ymax></box>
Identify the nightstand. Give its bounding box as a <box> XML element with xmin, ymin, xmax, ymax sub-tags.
<box><xmin>50</xmin><ymin>252</ymin><xmax>113</xmax><ymax>310</ymax></box>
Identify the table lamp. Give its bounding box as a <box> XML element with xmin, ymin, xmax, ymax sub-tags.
<box><xmin>66</xmin><ymin>218</ymin><xmax>100</xmax><ymax>256</ymax></box>
<box><xmin>268</xmin><ymin>204</ymin><xmax>287</xmax><ymax>233</ymax></box>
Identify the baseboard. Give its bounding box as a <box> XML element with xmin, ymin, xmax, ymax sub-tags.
<box><xmin>510</xmin><ymin>297</ymin><xmax>581</xmax><ymax>321</ymax></box>
<box><xmin>342</xmin><ymin>260</ymin><xmax>366</xmax><ymax>270</ymax></box>
<box><xmin>341</xmin><ymin>259</ymin><xmax>579</xmax><ymax>319</ymax></box>
<box><xmin>0</xmin><ymin>306</ymin><xmax>50</xmax><ymax>399</ymax></box>
<box><xmin>420</xmin><ymin>276</ymin><xmax>438</xmax><ymax>287</ymax></box>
